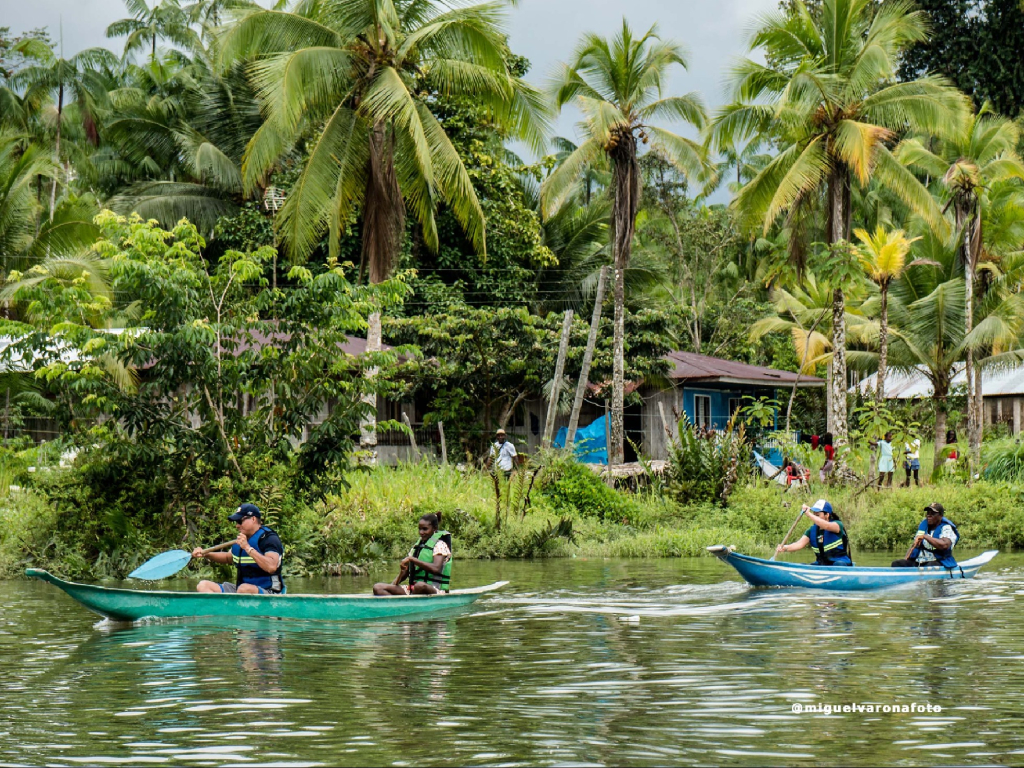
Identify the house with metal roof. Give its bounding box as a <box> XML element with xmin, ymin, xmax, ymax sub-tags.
<box><xmin>853</xmin><ymin>365</ymin><xmax>1024</xmax><ymax>434</ymax></box>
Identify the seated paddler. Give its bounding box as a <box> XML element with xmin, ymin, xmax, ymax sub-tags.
<box><xmin>891</xmin><ymin>502</ymin><xmax>959</xmax><ymax>569</ymax></box>
<box><xmin>192</xmin><ymin>503</ymin><xmax>285</xmax><ymax>594</ymax></box>
<box><xmin>373</xmin><ymin>513</ymin><xmax>452</xmax><ymax>596</ymax></box>
<box><xmin>775</xmin><ymin>499</ymin><xmax>853</xmax><ymax>566</ymax></box>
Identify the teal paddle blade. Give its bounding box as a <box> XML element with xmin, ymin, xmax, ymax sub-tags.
<box><xmin>128</xmin><ymin>549</ymin><xmax>192</xmax><ymax>580</ymax></box>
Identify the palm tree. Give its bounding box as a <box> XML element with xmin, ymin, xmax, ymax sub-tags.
<box><xmin>543</xmin><ymin>20</ymin><xmax>708</xmax><ymax>464</ymax></box>
<box><xmin>220</xmin><ymin>0</ymin><xmax>548</xmax><ymax>458</ymax></box>
<box><xmin>710</xmin><ymin>0</ymin><xmax>969</xmax><ymax>445</ymax></box>
<box><xmin>854</xmin><ymin>226</ymin><xmax>918</xmax><ymax>401</ymax></box>
<box><xmin>106</xmin><ymin>0</ymin><xmax>200</xmax><ymax>62</ymax></box>
<box><xmin>13</xmin><ymin>45</ymin><xmax>117</xmax><ymax>218</ymax></box>
<box><xmin>0</xmin><ymin>136</ymin><xmax>56</xmax><ymax>270</ymax></box>
<box><xmin>896</xmin><ymin>104</ymin><xmax>1024</xmax><ymax>466</ymax></box>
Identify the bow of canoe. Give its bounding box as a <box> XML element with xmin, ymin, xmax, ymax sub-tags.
<box><xmin>25</xmin><ymin>568</ymin><xmax>508</xmax><ymax>622</ymax></box>
<box><xmin>706</xmin><ymin>546</ymin><xmax>998</xmax><ymax>590</ymax></box>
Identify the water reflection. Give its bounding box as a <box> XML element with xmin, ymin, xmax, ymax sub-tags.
<box><xmin>2</xmin><ymin>556</ymin><xmax>1024</xmax><ymax>766</ymax></box>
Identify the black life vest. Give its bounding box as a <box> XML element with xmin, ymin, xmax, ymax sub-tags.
<box><xmin>809</xmin><ymin>522</ymin><xmax>851</xmax><ymax>565</ymax></box>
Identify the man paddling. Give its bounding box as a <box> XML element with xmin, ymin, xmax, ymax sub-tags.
<box><xmin>192</xmin><ymin>503</ymin><xmax>286</xmax><ymax>594</ymax></box>
<box><xmin>775</xmin><ymin>499</ymin><xmax>853</xmax><ymax>566</ymax></box>
<box><xmin>891</xmin><ymin>503</ymin><xmax>959</xmax><ymax>568</ymax></box>
<box><xmin>373</xmin><ymin>513</ymin><xmax>452</xmax><ymax>596</ymax></box>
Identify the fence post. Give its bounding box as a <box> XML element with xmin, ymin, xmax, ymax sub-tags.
<box><xmin>438</xmin><ymin>420</ymin><xmax>448</xmax><ymax>465</ymax></box>
<box><xmin>401</xmin><ymin>411</ymin><xmax>420</xmax><ymax>462</ymax></box>
<box><xmin>543</xmin><ymin>309</ymin><xmax>575</xmax><ymax>448</ymax></box>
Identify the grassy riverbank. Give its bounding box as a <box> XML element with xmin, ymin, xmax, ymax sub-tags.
<box><xmin>1</xmin><ymin>447</ymin><xmax>1022</xmax><ymax>580</ymax></box>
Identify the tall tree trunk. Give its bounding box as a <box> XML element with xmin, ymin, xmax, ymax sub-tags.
<box><xmin>877</xmin><ymin>287</ymin><xmax>889</xmax><ymax>401</ymax></box>
<box><xmin>49</xmin><ymin>84</ymin><xmax>63</xmax><ymax>221</ymax></box>
<box><xmin>826</xmin><ymin>161</ymin><xmax>851</xmax><ymax>444</ymax></box>
<box><xmin>609</xmin><ymin>133</ymin><xmax>640</xmax><ymax>466</ymax></box>
<box><xmin>358</xmin><ymin>123</ymin><xmax>404</xmax><ymax>464</ymax></box>
<box><xmin>542</xmin><ymin>310</ymin><xmax>574</xmax><ymax>447</ymax></box>
<box><xmin>566</xmin><ymin>266</ymin><xmax>608</xmax><ymax>450</ymax></box>
<box><xmin>964</xmin><ymin>208</ymin><xmax>982</xmax><ymax>467</ymax></box>
<box><xmin>826</xmin><ymin>361</ymin><xmax>834</xmax><ymax>435</ymax></box>
<box><xmin>932</xmin><ymin>389</ymin><xmax>948</xmax><ymax>482</ymax></box>
<box><xmin>974</xmin><ymin>362</ymin><xmax>984</xmax><ymax>464</ymax></box>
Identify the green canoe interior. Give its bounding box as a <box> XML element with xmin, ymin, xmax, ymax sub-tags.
<box><xmin>25</xmin><ymin>569</ymin><xmax>508</xmax><ymax>623</ymax></box>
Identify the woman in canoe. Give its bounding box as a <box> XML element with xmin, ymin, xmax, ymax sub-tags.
<box><xmin>373</xmin><ymin>513</ymin><xmax>452</xmax><ymax>596</ymax></box>
<box><xmin>775</xmin><ymin>499</ymin><xmax>852</xmax><ymax>566</ymax></box>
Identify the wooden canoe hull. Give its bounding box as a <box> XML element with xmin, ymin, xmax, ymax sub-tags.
<box><xmin>25</xmin><ymin>569</ymin><xmax>507</xmax><ymax>622</ymax></box>
<box><xmin>708</xmin><ymin>547</ymin><xmax>998</xmax><ymax>590</ymax></box>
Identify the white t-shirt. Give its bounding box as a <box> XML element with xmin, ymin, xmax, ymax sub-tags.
<box><xmin>491</xmin><ymin>440</ymin><xmax>517</xmax><ymax>471</ymax></box>
<box><xmin>919</xmin><ymin>523</ymin><xmax>958</xmax><ymax>562</ymax></box>
<box><xmin>905</xmin><ymin>439</ymin><xmax>921</xmax><ymax>460</ymax></box>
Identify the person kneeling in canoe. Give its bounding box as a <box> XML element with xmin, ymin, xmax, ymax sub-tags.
<box><xmin>373</xmin><ymin>513</ymin><xmax>451</xmax><ymax>596</ymax></box>
<box><xmin>192</xmin><ymin>503</ymin><xmax>285</xmax><ymax>594</ymax></box>
<box><xmin>891</xmin><ymin>503</ymin><xmax>959</xmax><ymax>569</ymax></box>
<box><xmin>775</xmin><ymin>499</ymin><xmax>853</xmax><ymax>566</ymax></box>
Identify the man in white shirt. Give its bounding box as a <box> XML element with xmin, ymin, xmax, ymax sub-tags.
<box><xmin>489</xmin><ymin>428</ymin><xmax>518</xmax><ymax>478</ymax></box>
<box><xmin>902</xmin><ymin>436</ymin><xmax>922</xmax><ymax>487</ymax></box>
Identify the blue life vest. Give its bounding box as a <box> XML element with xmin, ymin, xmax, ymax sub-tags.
<box><xmin>231</xmin><ymin>525</ymin><xmax>285</xmax><ymax>592</ymax></box>
<box><xmin>809</xmin><ymin>522</ymin><xmax>852</xmax><ymax>566</ymax></box>
<box><xmin>912</xmin><ymin>517</ymin><xmax>959</xmax><ymax>568</ymax></box>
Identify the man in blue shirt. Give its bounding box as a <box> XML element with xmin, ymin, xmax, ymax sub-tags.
<box><xmin>192</xmin><ymin>503</ymin><xmax>285</xmax><ymax>594</ymax></box>
<box><xmin>775</xmin><ymin>499</ymin><xmax>853</xmax><ymax>566</ymax></box>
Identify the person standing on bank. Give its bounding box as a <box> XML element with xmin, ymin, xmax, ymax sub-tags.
<box><xmin>875</xmin><ymin>430</ymin><xmax>895</xmax><ymax>487</ymax></box>
<box><xmin>488</xmin><ymin>428</ymin><xmax>517</xmax><ymax>478</ymax></box>
<box><xmin>776</xmin><ymin>499</ymin><xmax>853</xmax><ymax>566</ymax></box>
<box><xmin>902</xmin><ymin>434</ymin><xmax>922</xmax><ymax>487</ymax></box>
<box><xmin>891</xmin><ymin>503</ymin><xmax>959</xmax><ymax>568</ymax></box>
<box><xmin>192</xmin><ymin>503</ymin><xmax>285</xmax><ymax>594</ymax></box>
<box><xmin>373</xmin><ymin>513</ymin><xmax>452</xmax><ymax>595</ymax></box>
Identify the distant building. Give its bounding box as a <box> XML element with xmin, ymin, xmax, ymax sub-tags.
<box><xmin>853</xmin><ymin>366</ymin><xmax>1024</xmax><ymax>435</ymax></box>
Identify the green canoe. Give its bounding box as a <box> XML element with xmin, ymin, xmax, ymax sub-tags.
<box><xmin>26</xmin><ymin>568</ymin><xmax>508</xmax><ymax>623</ymax></box>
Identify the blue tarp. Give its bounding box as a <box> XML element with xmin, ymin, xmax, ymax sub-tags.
<box><xmin>553</xmin><ymin>415</ymin><xmax>608</xmax><ymax>464</ymax></box>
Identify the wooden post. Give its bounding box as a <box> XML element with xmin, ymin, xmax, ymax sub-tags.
<box><xmin>438</xmin><ymin>420</ymin><xmax>448</xmax><ymax>465</ymax></box>
<box><xmin>402</xmin><ymin>412</ymin><xmax>420</xmax><ymax>462</ymax></box>
<box><xmin>542</xmin><ymin>309</ymin><xmax>575</xmax><ymax>448</ymax></box>
<box><xmin>604</xmin><ymin>399</ymin><xmax>611</xmax><ymax>465</ymax></box>
<box><xmin>567</xmin><ymin>266</ymin><xmax>608</xmax><ymax>450</ymax></box>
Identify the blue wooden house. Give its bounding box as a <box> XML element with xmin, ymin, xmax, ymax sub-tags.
<box><xmin>639</xmin><ymin>351</ymin><xmax>824</xmax><ymax>461</ymax></box>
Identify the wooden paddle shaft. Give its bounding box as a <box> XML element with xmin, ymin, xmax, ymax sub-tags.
<box><xmin>200</xmin><ymin>541</ymin><xmax>236</xmax><ymax>555</ymax></box>
<box><xmin>770</xmin><ymin>507</ymin><xmax>806</xmax><ymax>561</ymax></box>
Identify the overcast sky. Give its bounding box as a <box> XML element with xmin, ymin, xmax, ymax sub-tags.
<box><xmin>5</xmin><ymin>0</ymin><xmax>777</xmax><ymax>199</ymax></box>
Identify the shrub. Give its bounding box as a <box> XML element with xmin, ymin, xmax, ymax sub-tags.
<box><xmin>663</xmin><ymin>416</ymin><xmax>750</xmax><ymax>506</ymax></box>
<box><xmin>539</xmin><ymin>455</ymin><xmax>646</xmax><ymax>523</ymax></box>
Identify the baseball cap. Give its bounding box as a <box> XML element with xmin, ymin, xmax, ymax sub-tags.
<box><xmin>810</xmin><ymin>499</ymin><xmax>833</xmax><ymax>514</ymax></box>
<box><xmin>924</xmin><ymin>502</ymin><xmax>945</xmax><ymax>516</ymax></box>
<box><xmin>228</xmin><ymin>503</ymin><xmax>261</xmax><ymax>522</ymax></box>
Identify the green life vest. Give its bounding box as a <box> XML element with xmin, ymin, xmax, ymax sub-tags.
<box><xmin>408</xmin><ymin>530</ymin><xmax>452</xmax><ymax>591</ymax></box>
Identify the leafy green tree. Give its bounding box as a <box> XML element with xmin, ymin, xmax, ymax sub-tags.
<box><xmin>854</xmin><ymin>226</ymin><xmax>918</xmax><ymax>401</ymax></box>
<box><xmin>106</xmin><ymin>0</ymin><xmax>200</xmax><ymax>62</ymax></box>
<box><xmin>12</xmin><ymin>45</ymin><xmax>117</xmax><ymax>217</ymax></box>
<box><xmin>710</xmin><ymin>0</ymin><xmax>969</xmax><ymax>444</ymax></box>
<box><xmin>544</xmin><ymin>20</ymin><xmax>708</xmax><ymax>464</ymax></box>
<box><xmin>2</xmin><ymin>212</ymin><xmax>410</xmax><ymax>483</ymax></box>
<box><xmin>896</xmin><ymin>104</ymin><xmax>1024</xmax><ymax>464</ymax></box>
<box><xmin>220</xmin><ymin>0</ymin><xmax>547</xmax><ymax>459</ymax></box>
<box><xmin>899</xmin><ymin>0</ymin><xmax>1024</xmax><ymax>118</ymax></box>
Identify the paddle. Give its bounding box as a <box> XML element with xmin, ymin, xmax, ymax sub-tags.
<box><xmin>128</xmin><ymin>541</ymin><xmax>235</xmax><ymax>581</ymax></box>
<box><xmin>770</xmin><ymin>504</ymin><xmax>806</xmax><ymax>561</ymax></box>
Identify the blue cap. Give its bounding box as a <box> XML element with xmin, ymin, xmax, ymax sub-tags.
<box><xmin>228</xmin><ymin>503</ymin><xmax>261</xmax><ymax>522</ymax></box>
<box><xmin>810</xmin><ymin>499</ymin><xmax>833</xmax><ymax>514</ymax></box>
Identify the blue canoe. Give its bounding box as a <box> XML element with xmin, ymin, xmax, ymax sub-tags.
<box><xmin>707</xmin><ymin>545</ymin><xmax>998</xmax><ymax>590</ymax></box>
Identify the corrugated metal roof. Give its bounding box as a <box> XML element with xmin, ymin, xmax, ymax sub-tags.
<box><xmin>853</xmin><ymin>364</ymin><xmax>1024</xmax><ymax>397</ymax></box>
<box><xmin>663</xmin><ymin>350</ymin><xmax>823</xmax><ymax>387</ymax></box>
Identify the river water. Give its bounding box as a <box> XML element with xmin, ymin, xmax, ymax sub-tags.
<box><xmin>3</xmin><ymin>553</ymin><xmax>1024</xmax><ymax>766</ymax></box>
